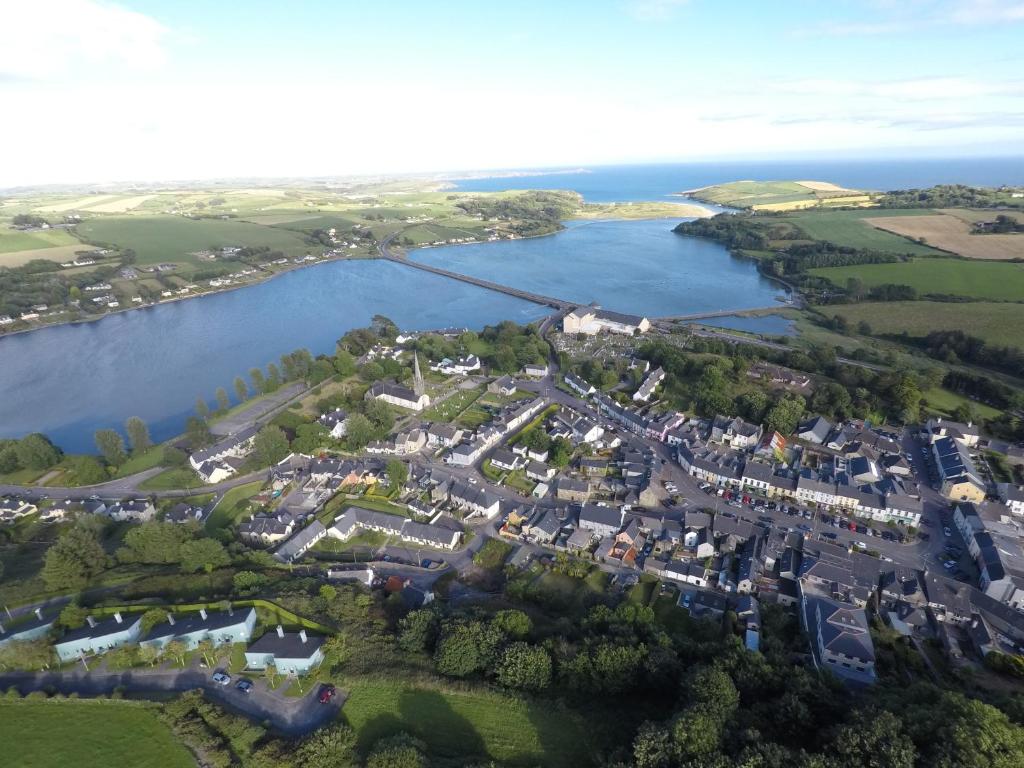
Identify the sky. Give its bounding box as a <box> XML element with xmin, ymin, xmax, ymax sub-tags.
<box><xmin>2</xmin><ymin>0</ymin><xmax>1024</xmax><ymax>186</ymax></box>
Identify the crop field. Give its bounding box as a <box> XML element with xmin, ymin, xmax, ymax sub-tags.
<box><xmin>864</xmin><ymin>213</ymin><xmax>1024</xmax><ymax>260</ymax></box>
<box><xmin>809</xmin><ymin>258</ymin><xmax>1024</xmax><ymax>300</ymax></box>
<box><xmin>0</xmin><ymin>225</ymin><xmax>81</xmax><ymax>253</ymax></box>
<box><xmin>0</xmin><ymin>701</ymin><xmax>193</xmax><ymax>768</ymax></box>
<box><xmin>342</xmin><ymin>679</ymin><xmax>594</xmax><ymax>767</ymax></box>
<box><xmin>824</xmin><ymin>301</ymin><xmax>1024</xmax><ymax>349</ymax></box>
<box><xmin>689</xmin><ymin>180</ymin><xmax>870</xmax><ymax>210</ymax></box>
<box><xmin>0</xmin><ymin>244</ymin><xmax>91</xmax><ymax>268</ymax></box>
<box><xmin>76</xmin><ymin>215</ymin><xmax>314</xmax><ymax>265</ymax></box>
<box><xmin>784</xmin><ymin>209</ymin><xmax>944</xmax><ymax>256</ymax></box>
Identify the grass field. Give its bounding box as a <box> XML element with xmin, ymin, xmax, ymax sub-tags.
<box><xmin>139</xmin><ymin>467</ymin><xmax>205</xmax><ymax>491</ymax></box>
<box><xmin>204</xmin><ymin>480</ymin><xmax>266</xmax><ymax>531</ymax></box>
<box><xmin>865</xmin><ymin>213</ymin><xmax>1024</xmax><ymax>260</ymax></box>
<box><xmin>342</xmin><ymin>678</ymin><xmax>594</xmax><ymax>767</ymax></box>
<box><xmin>784</xmin><ymin>209</ymin><xmax>944</xmax><ymax>256</ymax></box>
<box><xmin>76</xmin><ymin>215</ymin><xmax>314</xmax><ymax>266</ymax></box>
<box><xmin>809</xmin><ymin>258</ymin><xmax>1024</xmax><ymax>300</ymax></box>
<box><xmin>922</xmin><ymin>387</ymin><xmax>1002</xmax><ymax>420</ymax></box>
<box><xmin>688</xmin><ymin>180</ymin><xmax>870</xmax><ymax>210</ymax></box>
<box><xmin>0</xmin><ymin>701</ymin><xmax>193</xmax><ymax>768</ymax></box>
<box><xmin>824</xmin><ymin>301</ymin><xmax>1024</xmax><ymax>349</ymax></box>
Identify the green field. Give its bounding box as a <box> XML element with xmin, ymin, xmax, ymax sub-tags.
<box><xmin>810</xmin><ymin>258</ymin><xmax>1024</xmax><ymax>300</ymax></box>
<box><xmin>0</xmin><ymin>701</ymin><xmax>193</xmax><ymax>768</ymax></box>
<box><xmin>784</xmin><ymin>209</ymin><xmax>945</xmax><ymax>256</ymax></box>
<box><xmin>76</xmin><ymin>215</ymin><xmax>314</xmax><ymax>266</ymax></box>
<box><xmin>204</xmin><ymin>480</ymin><xmax>266</xmax><ymax>531</ymax></box>
<box><xmin>825</xmin><ymin>301</ymin><xmax>1024</xmax><ymax>349</ymax></box>
<box><xmin>0</xmin><ymin>226</ymin><xmax>81</xmax><ymax>254</ymax></box>
<box><xmin>922</xmin><ymin>387</ymin><xmax>1002</xmax><ymax>420</ymax></box>
<box><xmin>342</xmin><ymin>679</ymin><xmax>594</xmax><ymax>767</ymax></box>
<box><xmin>688</xmin><ymin>180</ymin><xmax>870</xmax><ymax>210</ymax></box>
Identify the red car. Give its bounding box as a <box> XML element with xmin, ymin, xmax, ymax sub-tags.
<box><xmin>318</xmin><ymin>684</ymin><xmax>337</xmax><ymax>704</ymax></box>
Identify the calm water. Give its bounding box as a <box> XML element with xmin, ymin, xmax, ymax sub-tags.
<box><xmin>449</xmin><ymin>158</ymin><xmax>1024</xmax><ymax>202</ymax></box>
<box><xmin>697</xmin><ymin>314</ymin><xmax>796</xmax><ymax>337</ymax></box>
<box><xmin>0</xmin><ymin>260</ymin><xmax>547</xmax><ymax>452</ymax></box>
<box><xmin>411</xmin><ymin>219</ymin><xmax>788</xmax><ymax>318</ymax></box>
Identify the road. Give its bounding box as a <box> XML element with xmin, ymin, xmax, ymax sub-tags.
<box><xmin>0</xmin><ymin>660</ymin><xmax>342</xmax><ymax>736</ymax></box>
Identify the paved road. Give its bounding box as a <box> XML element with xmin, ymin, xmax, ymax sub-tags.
<box><xmin>0</xmin><ymin>662</ymin><xmax>342</xmax><ymax>736</ymax></box>
<box><xmin>211</xmin><ymin>382</ymin><xmax>306</xmax><ymax>436</ymax></box>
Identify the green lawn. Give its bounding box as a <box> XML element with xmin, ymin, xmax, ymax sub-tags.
<box><xmin>824</xmin><ymin>301</ymin><xmax>1024</xmax><ymax>350</ymax></box>
<box><xmin>204</xmin><ymin>480</ymin><xmax>266</xmax><ymax>531</ymax></box>
<box><xmin>111</xmin><ymin>447</ymin><xmax>166</xmax><ymax>478</ymax></box>
<box><xmin>922</xmin><ymin>388</ymin><xmax>1002</xmax><ymax>420</ymax></box>
<box><xmin>421</xmin><ymin>388</ymin><xmax>483</xmax><ymax>422</ymax></box>
<box><xmin>314</xmin><ymin>529</ymin><xmax>388</xmax><ymax>553</ymax></box>
<box><xmin>138</xmin><ymin>467</ymin><xmax>204</xmax><ymax>491</ymax></box>
<box><xmin>809</xmin><ymin>258</ymin><xmax>1024</xmax><ymax>300</ymax></box>
<box><xmin>784</xmin><ymin>209</ymin><xmax>944</xmax><ymax>256</ymax></box>
<box><xmin>690</xmin><ymin>180</ymin><xmax>820</xmax><ymax>208</ymax></box>
<box><xmin>473</xmin><ymin>538</ymin><xmax>514</xmax><ymax>570</ymax></box>
<box><xmin>342</xmin><ymin>678</ymin><xmax>595</xmax><ymax>767</ymax></box>
<box><xmin>0</xmin><ymin>701</ymin><xmax>193</xmax><ymax>768</ymax></box>
<box><xmin>75</xmin><ymin>215</ymin><xmax>314</xmax><ymax>266</ymax></box>
<box><xmin>0</xmin><ymin>226</ymin><xmax>82</xmax><ymax>253</ymax></box>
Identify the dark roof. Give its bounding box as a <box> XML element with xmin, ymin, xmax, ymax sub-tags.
<box><xmin>247</xmin><ymin>630</ymin><xmax>325</xmax><ymax>659</ymax></box>
<box><xmin>58</xmin><ymin>613</ymin><xmax>142</xmax><ymax>645</ymax></box>
<box><xmin>143</xmin><ymin>608</ymin><xmax>254</xmax><ymax>642</ymax></box>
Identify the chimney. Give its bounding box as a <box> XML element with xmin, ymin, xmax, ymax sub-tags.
<box><xmin>34</xmin><ymin>608</ymin><xmax>43</xmax><ymax>621</ymax></box>
<box><xmin>299</xmin><ymin>629</ymin><xmax>308</xmax><ymax>644</ymax></box>
<box><xmin>276</xmin><ymin>624</ymin><xmax>284</xmax><ymax>638</ymax></box>
<box><xmin>168</xmin><ymin>614</ymin><xmax>176</xmax><ymax>626</ymax></box>
<box><xmin>86</xmin><ymin>616</ymin><xmax>97</xmax><ymax>628</ymax></box>
<box><xmin>199</xmin><ymin>608</ymin><xmax>207</xmax><ymax>621</ymax></box>
<box><xmin>113</xmin><ymin>612</ymin><xmax>123</xmax><ymax>624</ymax></box>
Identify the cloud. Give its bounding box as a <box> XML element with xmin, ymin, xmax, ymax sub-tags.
<box><xmin>625</xmin><ymin>0</ymin><xmax>690</xmax><ymax>21</ymax></box>
<box><xmin>794</xmin><ymin>0</ymin><xmax>1024</xmax><ymax>36</ymax></box>
<box><xmin>0</xmin><ymin>0</ymin><xmax>167</xmax><ymax>81</ymax></box>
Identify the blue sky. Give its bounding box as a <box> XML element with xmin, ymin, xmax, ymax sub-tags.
<box><xmin>2</xmin><ymin>0</ymin><xmax>1024</xmax><ymax>185</ymax></box>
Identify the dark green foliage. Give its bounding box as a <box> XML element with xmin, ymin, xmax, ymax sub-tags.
<box><xmin>455</xmin><ymin>190</ymin><xmax>579</xmax><ymax>237</ymax></box>
<box><xmin>877</xmin><ymin>185</ymin><xmax>1024</xmax><ymax>209</ymax></box>
<box><xmin>14</xmin><ymin>433</ymin><xmax>62</xmax><ymax>470</ymax></box>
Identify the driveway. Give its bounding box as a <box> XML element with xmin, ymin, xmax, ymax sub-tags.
<box><xmin>0</xmin><ymin>662</ymin><xmax>342</xmax><ymax>736</ymax></box>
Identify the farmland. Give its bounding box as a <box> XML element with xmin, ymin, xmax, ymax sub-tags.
<box><xmin>823</xmin><ymin>301</ymin><xmax>1024</xmax><ymax>350</ymax></box>
<box><xmin>784</xmin><ymin>208</ymin><xmax>945</xmax><ymax>256</ymax></box>
<box><xmin>865</xmin><ymin>213</ymin><xmax>1024</xmax><ymax>260</ymax></box>
<box><xmin>809</xmin><ymin>258</ymin><xmax>1024</xmax><ymax>300</ymax></box>
<box><xmin>0</xmin><ymin>701</ymin><xmax>194</xmax><ymax>768</ymax></box>
<box><xmin>686</xmin><ymin>180</ymin><xmax>871</xmax><ymax>210</ymax></box>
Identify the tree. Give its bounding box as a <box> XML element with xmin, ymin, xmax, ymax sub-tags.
<box><xmin>185</xmin><ymin>417</ymin><xmax>212</xmax><ymax>448</ymax></box>
<box><xmin>765</xmin><ymin>394</ymin><xmax>806</xmax><ymax>436</ymax></box>
<box><xmin>496</xmin><ymin>642</ymin><xmax>552</xmax><ymax>691</ymax></box>
<box><xmin>233</xmin><ymin>570</ymin><xmax>267</xmax><ymax>594</ymax></box>
<box><xmin>830</xmin><ymin>710</ymin><xmax>914</xmax><ymax>768</ymax></box>
<box><xmin>117</xmin><ymin>522</ymin><xmax>193</xmax><ymax>564</ymax></box>
<box><xmin>345</xmin><ymin>413</ymin><xmax>375</xmax><ymax>451</ymax></box>
<box><xmin>252</xmin><ymin>425</ymin><xmax>290</xmax><ymax>467</ymax></box>
<box><xmin>548</xmin><ymin>437</ymin><xmax>574</xmax><ymax>468</ymax></box>
<box><xmin>139</xmin><ymin>609</ymin><xmax>169</xmax><ymax>635</ymax></box>
<box><xmin>334</xmin><ymin>349</ymin><xmax>356</xmax><ymax>377</ymax></box>
<box><xmin>215</xmin><ymin>387</ymin><xmax>230</xmax><ymax>413</ymax></box>
<box><xmin>263</xmin><ymin>661</ymin><xmax>278</xmax><ymax>688</ymax></box>
<box><xmin>124</xmin><ymin>416</ymin><xmax>151</xmax><ymax>454</ymax></box>
<box><xmin>386</xmin><ymin>459</ymin><xmax>408</xmax><ymax>491</ymax></box>
<box><xmin>250</xmin><ymin>367</ymin><xmax>266</xmax><ymax>395</ymax></box>
<box><xmin>15</xmin><ymin>433</ymin><xmax>61</xmax><ymax>470</ymax></box>
<box><xmin>366</xmin><ymin>733</ymin><xmax>428</xmax><ymax>768</ymax></box>
<box><xmin>57</xmin><ymin>603</ymin><xmax>90</xmax><ymax>630</ymax></box>
<box><xmin>296</xmin><ymin>723</ymin><xmax>358</xmax><ymax>768</ymax></box>
<box><xmin>68</xmin><ymin>455</ymin><xmax>108</xmax><ymax>485</ymax></box>
<box><xmin>363</xmin><ymin>399</ymin><xmax>394</xmax><ymax>432</ymax></box>
<box><xmin>94</xmin><ymin>428</ymin><xmax>127</xmax><ymax>466</ymax></box>
<box><xmin>434</xmin><ymin>619</ymin><xmax>503</xmax><ymax>678</ymax></box>
<box><xmin>360</xmin><ymin>361</ymin><xmax>384</xmax><ymax>382</ymax></box>
<box><xmin>0</xmin><ymin>445</ymin><xmax>19</xmax><ymax>474</ymax></box>
<box><xmin>491</xmin><ymin>609</ymin><xmax>531</xmax><ymax>639</ymax></box>
<box><xmin>0</xmin><ymin>640</ymin><xmax>54</xmax><ymax>672</ymax></box>
<box><xmin>398</xmin><ymin>609</ymin><xmax>439</xmax><ymax>653</ymax></box>
<box><xmin>195</xmin><ymin>397</ymin><xmax>210</xmax><ymax>420</ymax></box>
<box><xmin>179</xmin><ymin>538</ymin><xmax>230</xmax><ymax>573</ymax></box>
<box><xmin>41</xmin><ymin>522</ymin><xmax>108</xmax><ymax>589</ymax></box>
<box><xmin>163</xmin><ymin>639</ymin><xmax>188</xmax><ymax>666</ymax></box>
<box><xmin>234</xmin><ymin>376</ymin><xmax>249</xmax><ymax>402</ymax></box>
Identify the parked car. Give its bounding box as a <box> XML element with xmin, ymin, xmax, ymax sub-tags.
<box><xmin>758</xmin><ymin>515</ymin><xmax>773</xmax><ymax>524</ymax></box>
<box><xmin>212</xmin><ymin>672</ymin><xmax>231</xmax><ymax>686</ymax></box>
<box><xmin>682</xmin><ymin>594</ymin><xmax>692</xmax><ymax>609</ymax></box>
<box><xmin>235</xmin><ymin>679</ymin><xmax>253</xmax><ymax>694</ymax></box>
<box><xmin>854</xmin><ymin>541</ymin><xmax>867</xmax><ymax>550</ymax></box>
<box><xmin>318</xmin><ymin>684</ymin><xmax>337</xmax><ymax>704</ymax></box>
<box><xmin>943</xmin><ymin>527</ymin><xmax>952</xmax><ymax>537</ymax></box>
<box><xmin>797</xmin><ymin>523</ymin><xmax>812</xmax><ymax>532</ymax></box>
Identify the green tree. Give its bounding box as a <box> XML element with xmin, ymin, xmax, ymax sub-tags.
<box><xmin>830</xmin><ymin>710</ymin><xmax>914</xmax><ymax>768</ymax></box>
<box><xmin>296</xmin><ymin>723</ymin><xmax>358</xmax><ymax>768</ymax></box>
<box><xmin>179</xmin><ymin>538</ymin><xmax>231</xmax><ymax>573</ymax></box>
<box><xmin>345</xmin><ymin>413</ymin><xmax>375</xmax><ymax>451</ymax></box>
<box><xmin>366</xmin><ymin>733</ymin><xmax>428</xmax><ymax>768</ymax></box>
<box><xmin>124</xmin><ymin>416</ymin><xmax>152</xmax><ymax>454</ymax></box>
<box><xmin>250</xmin><ymin>367</ymin><xmax>266</xmax><ymax>395</ymax></box>
<box><xmin>496</xmin><ymin>642</ymin><xmax>552</xmax><ymax>691</ymax></box>
<box><xmin>0</xmin><ymin>444</ymin><xmax>20</xmax><ymax>474</ymax></box>
<box><xmin>265</xmin><ymin>363</ymin><xmax>282</xmax><ymax>393</ymax></box>
<box><xmin>15</xmin><ymin>433</ymin><xmax>62</xmax><ymax>470</ymax></box>
<box><xmin>765</xmin><ymin>394</ymin><xmax>806</xmax><ymax>436</ymax></box>
<box><xmin>67</xmin><ymin>455</ymin><xmax>108</xmax><ymax>485</ymax></box>
<box><xmin>386</xmin><ymin>459</ymin><xmax>408</xmax><ymax>491</ymax></box>
<box><xmin>234</xmin><ymin>376</ymin><xmax>249</xmax><ymax>402</ymax></box>
<box><xmin>185</xmin><ymin>417</ymin><xmax>212</xmax><ymax>448</ymax></box>
<box><xmin>398</xmin><ymin>609</ymin><xmax>439</xmax><ymax>653</ymax></box>
<box><xmin>139</xmin><ymin>608</ymin><xmax>169</xmax><ymax>636</ymax></box>
<box><xmin>117</xmin><ymin>522</ymin><xmax>193</xmax><ymax>564</ymax></box>
<box><xmin>360</xmin><ymin>361</ymin><xmax>384</xmax><ymax>382</ymax></box>
<box><xmin>434</xmin><ymin>619</ymin><xmax>503</xmax><ymax>678</ymax></box>
<box><xmin>252</xmin><ymin>425</ymin><xmax>290</xmax><ymax>467</ymax></box>
<box><xmin>41</xmin><ymin>522</ymin><xmax>108</xmax><ymax>590</ymax></box>
<box><xmin>233</xmin><ymin>570</ymin><xmax>267</xmax><ymax>594</ymax></box>
<box><xmin>215</xmin><ymin>387</ymin><xmax>230</xmax><ymax>413</ymax></box>
<box><xmin>195</xmin><ymin>397</ymin><xmax>210</xmax><ymax>420</ymax></box>
<box><xmin>334</xmin><ymin>349</ymin><xmax>357</xmax><ymax>377</ymax></box>
<box><xmin>94</xmin><ymin>428</ymin><xmax>127</xmax><ymax>466</ymax></box>
<box><xmin>548</xmin><ymin>437</ymin><xmax>574</xmax><ymax>468</ymax></box>
<box><xmin>491</xmin><ymin>609</ymin><xmax>531</xmax><ymax>639</ymax></box>
<box><xmin>57</xmin><ymin>603</ymin><xmax>90</xmax><ymax>630</ymax></box>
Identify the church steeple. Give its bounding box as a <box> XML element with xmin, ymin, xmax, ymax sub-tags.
<box><xmin>413</xmin><ymin>351</ymin><xmax>424</xmax><ymax>397</ymax></box>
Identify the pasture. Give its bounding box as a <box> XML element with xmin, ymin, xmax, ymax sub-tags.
<box><xmin>824</xmin><ymin>301</ymin><xmax>1024</xmax><ymax>350</ymax></box>
<box><xmin>809</xmin><ymin>258</ymin><xmax>1024</xmax><ymax>300</ymax></box>
<box><xmin>76</xmin><ymin>215</ymin><xmax>314</xmax><ymax>265</ymax></box>
<box><xmin>0</xmin><ymin>244</ymin><xmax>90</xmax><ymax>268</ymax></box>
<box><xmin>864</xmin><ymin>213</ymin><xmax>1024</xmax><ymax>260</ymax></box>
<box><xmin>784</xmin><ymin>209</ymin><xmax>945</xmax><ymax>256</ymax></box>
<box><xmin>342</xmin><ymin>678</ymin><xmax>594</xmax><ymax>767</ymax></box>
<box><xmin>0</xmin><ymin>225</ymin><xmax>81</xmax><ymax>254</ymax></box>
<box><xmin>0</xmin><ymin>700</ymin><xmax>193</xmax><ymax>768</ymax></box>
<box><xmin>689</xmin><ymin>180</ymin><xmax>869</xmax><ymax>210</ymax></box>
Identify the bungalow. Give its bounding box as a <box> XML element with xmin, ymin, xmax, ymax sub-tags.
<box><xmin>273</xmin><ymin>521</ymin><xmax>327</xmax><ymax>563</ymax></box>
<box><xmin>55</xmin><ymin>612</ymin><xmax>143</xmax><ymax>662</ymax></box>
<box><xmin>318</xmin><ymin>408</ymin><xmax>349</xmax><ymax>439</ymax></box>
<box><xmin>189</xmin><ymin>425</ymin><xmax>258</xmax><ymax>474</ymax></box>
<box><xmin>0</xmin><ymin>609</ymin><xmax>54</xmax><ymax>648</ymax></box>
<box><xmin>165</xmin><ymin>502</ymin><xmax>206</xmax><ymax>524</ymax></box>
<box><xmin>490</xmin><ymin>448</ymin><xmax>524</xmax><ymax>472</ymax></box>
<box><xmin>399</xmin><ymin>520</ymin><xmax>462</xmax><ymax>550</ymax></box>
<box><xmin>431</xmin><ymin>355</ymin><xmax>481</xmax><ymax>375</ymax></box>
<box><xmin>526</xmin><ymin>461</ymin><xmax>556</xmax><ymax>482</ymax></box>
<box><xmin>140</xmin><ymin>607</ymin><xmax>257</xmax><ymax>650</ymax></box>
<box><xmin>564</xmin><ymin>372</ymin><xmax>596</xmax><ymax>397</ymax></box>
<box><xmin>106</xmin><ymin>499</ymin><xmax>156</xmax><ymax>522</ymax></box>
<box><xmin>244</xmin><ymin>625</ymin><xmax>325</xmax><ymax>676</ymax></box>
<box><xmin>239</xmin><ymin>511</ymin><xmax>296</xmax><ymax>544</ymax></box>
<box><xmin>488</xmin><ymin>375</ymin><xmax>517</xmax><ymax>396</ymax></box>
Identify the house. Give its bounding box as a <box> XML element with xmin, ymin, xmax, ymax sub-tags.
<box><xmin>490</xmin><ymin>448</ymin><xmax>524</xmax><ymax>472</ymax></box>
<box><xmin>106</xmin><ymin>499</ymin><xmax>156</xmax><ymax>522</ymax></box>
<box><xmin>522</xmin><ymin>363</ymin><xmax>549</xmax><ymax>377</ymax></box>
<box><xmin>274</xmin><ymin>521</ymin><xmax>327</xmax><ymax>563</ymax></box>
<box><xmin>488</xmin><ymin>376</ymin><xmax>517</xmax><ymax>396</ymax></box>
<box><xmin>997</xmin><ymin>483</ymin><xmax>1024</xmax><ymax>516</ymax></box>
<box><xmin>562</xmin><ymin>305</ymin><xmax>651</xmax><ymax>336</ymax></box>
<box><xmin>189</xmin><ymin>425</ymin><xmax>258</xmax><ymax>474</ymax></box>
<box><xmin>431</xmin><ymin>355</ymin><xmax>481</xmax><ymax>375</ymax></box>
<box><xmin>0</xmin><ymin>609</ymin><xmax>54</xmax><ymax>648</ymax></box>
<box><xmin>427</xmin><ymin>423</ymin><xmax>463</xmax><ymax>448</ymax></box>
<box><xmin>399</xmin><ymin>519</ymin><xmax>462</xmax><ymax>550</ymax></box>
<box><xmin>165</xmin><ymin>502</ymin><xmax>206</xmax><ymax>524</ymax></box>
<box><xmin>690</xmin><ymin>591</ymin><xmax>728</xmax><ymax>620</ymax></box>
<box><xmin>683</xmin><ymin>527</ymin><xmax>715</xmax><ymax>559</ymax></box>
<box><xmin>55</xmin><ymin>612</ymin><xmax>143</xmax><ymax>662</ymax></box>
<box><xmin>525</xmin><ymin>508</ymin><xmax>562</xmax><ymax>544</ymax></box>
<box><xmin>802</xmin><ymin>594</ymin><xmax>876</xmax><ymax>685</ymax></box>
<box><xmin>526</xmin><ymin>461</ymin><xmax>556</xmax><ymax>482</ymax></box>
<box><xmin>932</xmin><ymin>436</ymin><xmax>986</xmax><ymax>503</ymax></box>
<box><xmin>554</xmin><ymin>476</ymin><xmax>590</xmax><ymax>502</ymax></box>
<box><xmin>797</xmin><ymin>416</ymin><xmax>833</xmax><ymax>445</ymax></box>
<box><xmin>365</xmin><ymin>381</ymin><xmax>430</xmax><ymax>411</ymax></box>
<box><xmin>709</xmin><ymin>415</ymin><xmax>763</xmax><ymax>449</ymax></box>
<box><xmin>140</xmin><ymin>607</ymin><xmax>257</xmax><ymax>650</ymax></box>
<box><xmin>245</xmin><ymin>625</ymin><xmax>325</xmax><ymax>675</ymax></box>
<box><xmin>239</xmin><ymin>510</ymin><xmax>296</xmax><ymax>544</ymax></box>
<box><xmin>449</xmin><ymin>481</ymin><xmax>501</xmax><ymax>518</ymax></box>
<box><xmin>580</xmin><ymin>457</ymin><xmax>609</xmax><ymax>476</ymax></box>
<box><xmin>564</xmin><ymin>372</ymin><xmax>596</xmax><ymax>397</ymax></box>
<box><xmin>926</xmin><ymin>417</ymin><xmax>980</xmax><ymax>448</ymax></box>
<box><xmin>318</xmin><ymin>408</ymin><xmax>349</xmax><ymax>439</ymax></box>
<box><xmin>633</xmin><ymin>367</ymin><xmax>665</xmax><ymax>402</ymax></box>
<box><xmin>577</xmin><ymin>503</ymin><xmax>623</xmax><ymax>537</ymax></box>
<box><xmin>661</xmin><ymin>560</ymin><xmax>709</xmax><ymax>587</ymax></box>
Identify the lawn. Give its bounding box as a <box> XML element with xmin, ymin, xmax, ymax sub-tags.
<box><xmin>342</xmin><ymin>678</ymin><xmax>595</xmax><ymax>767</ymax></box>
<box><xmin>421</xmin><ymin>387</ymin><xmax>483</xmax><ymax>422</ymax></box>
<box><xmin>0</xmin><ymin>700</ymin><xmax>193</xmax><ymax>768</ymax></box>
<box><xmin>111</xmin><ymin>447</ymin><xmax>166</xmax><ymax>478</ymax></box>
<box><xmin>138</xmin><ymin>467</ymin><xmax>204</xmax><ymax>491</ymax></box>
<box><xmin>473</xmin><ymin>538</ymin><xmax>514</xmax><ymax>570</ymax></box>
<box><xmin>204</xmin><ymin>480</ymin><xmax>266</xmax><ymax>531</ymax></box>
<box><xmin>823</xmin><ymin>301</ymin><xmax>1024</xmax><ymax>350</ymax></box>
<box><xmin>0</xmin><ymin>225</ymin><xmax>82</xmax><ymax>253</ymax></box>
<box><xmin>809</xmin><ymin>258</ymin><xmax>1024</xmax><ymax>300</ymax></box>
<box><xmin>75</xmin><ymin>215</ymin><xmax>314</xmax><ymax>266</ymax></box>
<box><xmin>922</xmin><ymin>388</ymin><xmax>1002</xmax><ymax>420</ymax></box>
<box><xmin>784</xmin><ymin>209</ymin><xmax>944</xmax><ymax>256</ymax></box>
<box><xmin>314</xmin><ymin>529</ymin><xmax>388</xmax><ymax>553</ymax></box>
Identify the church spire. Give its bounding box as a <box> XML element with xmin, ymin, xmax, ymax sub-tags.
<box><xmin>413</xmin><ymin>351</ymin><xmax>424</xmax><ymax>397</ymax></box>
